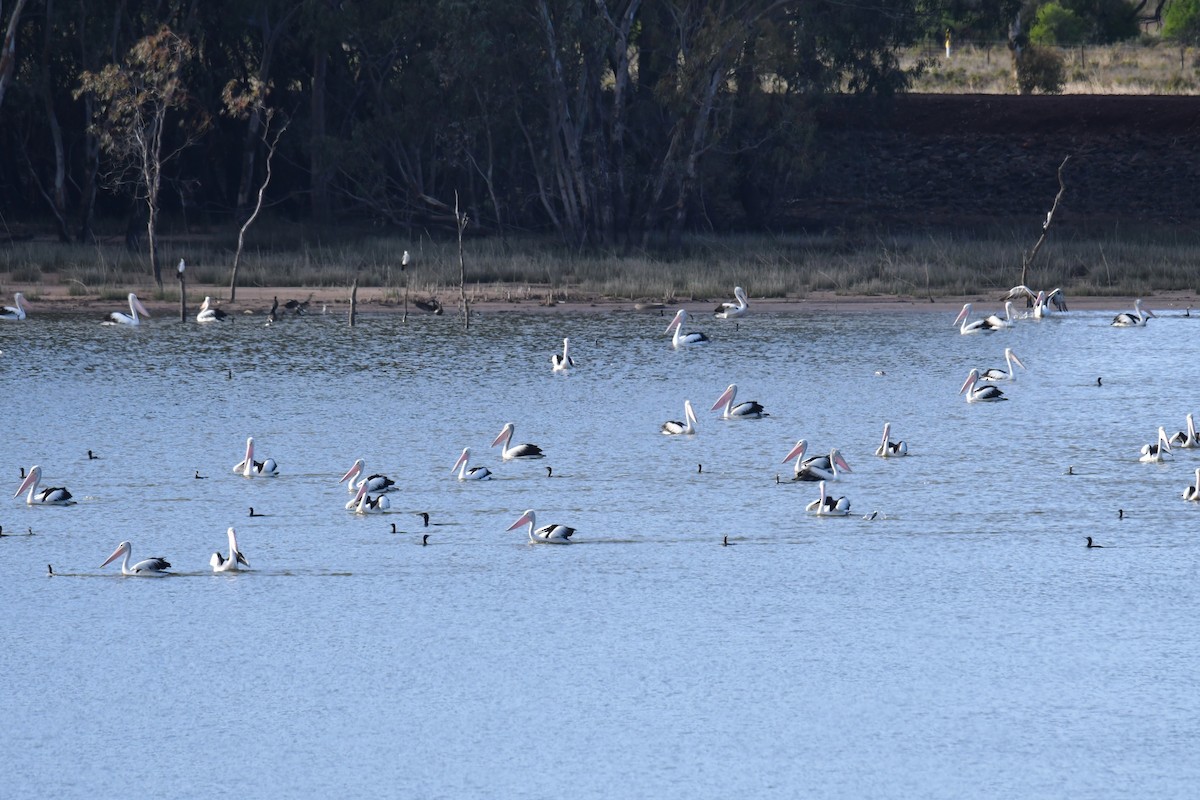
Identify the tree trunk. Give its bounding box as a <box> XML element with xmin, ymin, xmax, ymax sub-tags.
<box><xmin>0</xmin><ymin>0</ymin><xmax>31</xmax><ymax>111</ymax></box>
<box><xmin>40</xmin><ymin>0</ymin><xmax>70</xmax><ymax>242</ymax></box>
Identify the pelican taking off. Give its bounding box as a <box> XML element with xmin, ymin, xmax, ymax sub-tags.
<box><xmin>714</xmin><ymin>286</ymin><xmax>749</xmax><ymax>319</ymax></box>
<box><xmin>211</xmin><ymin>527</ymin><xmax>250</xmax><ymax>572</ymax></box>
<box><xmin>1</xmin><ymin>292</ymin><xmax>27</xmax><ymax>320</ymax></box>
<box><xmin>551</xmin><ymin>338</ymin><xmax>575</xmax><ymax>372</ymax></box>
<box><xmin>979</xmin><ymin>348</ymin><xmax>1027</xmax><ymax>382</ymax></box>
<box><xmin>783</xmin><ymin>441</ymin><xmax>852</xmax><ymax>481</ymax></box>
<box><xmin>452</xmin><ymin>447</ymin><xmax>492</xmax><ymax>480</ymax></box>
<box><xmin>805</xmin><ymin>480</ymin><xmax>850</xmax><ymax>516</ymax></box>
<box><xmin>1139</xmin><ymin>427</ymin><xmax>1172</xmax><ymax>463</ymax></box>
<box><xmin>875</xmin><ymin>422</ymin><xmax>908</xmax><ymax>457</ymax></box>
<box><xmin>953</xmin><ymin>303</ymin><xmax>999</xmax><ymax>334</ymax></box>
<box><xmin>492</xmin><ymin>423</ymin><xmax>544</xmax><ymax>460</ymax></box>
<box><xmin>662</xmin><ymin>399</ymin><xmax>699</xmax><ymax>435</ymax></box>
<box><xmin>196</xmin><ymin>296</ymin><xmax>229</xmax><ymax>323</ymax></box>
<box><xmin>233</xmin><ymin>437</ymin><xmax>279</xmax><ymax>477</ymax></box>
<box><xmin>665</xmin><ymin>309</ymin><xmax>710</xmax><ymax>348</ymax></box>
<box><xmin>100</xmin><ymin>541</ymin><xmax>171</xmax><ymax>576</ymax></box>
<box><xmin>1112</xmin><ymin>299</ymin><xmax>1155</xmax><ymax>327</ymax></box>
<box><xmin>960</xmin><ymin>369</ymin><xmax>1007</xmax><ymax>402</ymax></box>
<box><xmin>105</xmin><ymin>293</ymin><xmax>151</xmax><ymax>326</ymax></box>
<box><xmin>1185</xmin><ymin>468</ymin><xmax>1200</xmax><ymax>501</ymax></box>
<box><xmin>348</xmin><ymin>481</ymin><xmax>390</xmax><ymax>513</ymax></box>
<box><xmin>711</xmin><ymin>383</ymin><xmax>767</xmax><ymax>419</ymax></box>
<box><xmin>339</xmin><ymin>459</ymin><xmax>395</xmax><ymax>493</ymax></box>
<box><xmin>507</xmin><ymin>508</ymin><xmax>576</xmax><ymax>544</ymax></box>
<box><xmin>1170</xmin><ymin>414</ymin><xmax>1198</xmax><ymax>448</ymax></box>
<box><xmin>14</xmin><ymin>465</ymin><xmax>75</xmax><ymax>505</ymax></box>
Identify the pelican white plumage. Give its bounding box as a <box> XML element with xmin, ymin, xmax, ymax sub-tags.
<box><xmin>1003</xmin><ymin>284</ymin><xmax>1037</xmax><ymax>307</ymax></box>
<box><xmin>452</xmin><ymin>447</ymin><xmax>492</xmax><ymax>480</ymax></box>
<box><xmin>1139</xmin><ymin>427</ymin><xmax>1172</xmax><ymax>463</ymax></box>
<box><xmin>551</xmin><ymin>337</ymin><xmax>575</xmax><ymax>371</ymax></box>
<box><xmin>196</xmin><ymin>296</ymin><xmax>229</xmax><ymax>323</ymax></box>
<box><xmin>1184</xmin><ymin>468</ymin><xmax>1200</xmax><ymax>501</ymax></box>
<box><xmin>714</xmin><ymin>286</ymin><xmax>749</xmax><ymax>319</ymax></box>
<box><xmin>711</xmin><ymin>383</ymin><xmax>767</xmax><ymax>419</ymax></box>
<box><xmin>983</xmin><ymin>302</ymin><xmax>1018</xmax><ymax>329</ymax></box>
<box><xmin>1170</xmin><ymin>413</ymin><xmax>1198</xmax><ymax>448</ymax></box>
<box><xmin>100</xmin><ymin>541</ymin><xmax>171</xmax><ymax>576</ymax></box>
<box><xmin>1113</xmin><ymin>299</ymin><xmax>1155</xmax><ymax>327</ymax></box>
<box><xmin>1047</xmin><ymin>288</ymin><xmax>1068</xmax><ymax>312</ymax></box>
<box><xmin>349</xmin><ymin>480</ymin><xmax>390</xmax><ymax>513</ymax></box>
<box><xmin>1</xmin><ymin>292</ymin><xmax>27</xmax><ymax>321</ymax></box>
<box><xmin>491</xmin><ymin>423</ymin><xmax>544</xmax><ymax>460</ymax></box>
<box><xmin>662</xmin><ymin>399</ymin><xmax>699</xmax><ymax>435</ymax></box>
<box><xmin>339</xmin><ymin>458</ymin><xmax>395</xmax><ymax>493</ymax></box>
<box><xmin>875</xmin><ymin>422</ymin><xmax>908</xmax><ymax>457</ymax></box>
<box><xmin>507</xmin><ymin>508</ymin><xmax>575</xmax><ymax>543</ymax></box>
<box><xmin>953</xmin><ymin>303</ymin><xmax>999</xmax><ymax>334</ymax></box>
<box><xmin>960</xmin><ymin>369</ymin><xmax>1007</xmax><ymax>402</ymax></box>
<box><xmin>783</xmin><ymin>441</ymin><xmax>852</xmax><ymax>481</ymax></box>
<box><xmin>665</xmin><ymin>309</ymin><xmax>709</xmax><ymax>348</ymax></box>
<box><xmin>233</xmin><ymin>436</ymin><xmax>279</xmax><ymax>477</ymax></box>
<box><xmin>805</xmin><ymin>480</ymin><xmax>850</xmax><ymax>516</ymax></box>
<box><xmin>979</xmin><ymin>348</ymin><xmax>1027</xmax><ymax>382</ymax></box>
<box><xmin>14</xmin><ymin>465</ymin><xmax>75</xmax><ymax>505</ymax></box>
<box><xmin>210</xmin><ymin>527</ymin><xmax>250</xmax><ymax>572</ymax></box>
<box><xmin>104</xmin><ymin>293</ymin><xmax>151</xmax><ymax>326</ymax></box>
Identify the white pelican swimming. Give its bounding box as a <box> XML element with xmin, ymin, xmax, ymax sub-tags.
<box><xmin>233</xmin><ymin>436</ymin><xmax>279</xmax><ymax>477</ymax></box>
<box><xmin>953</xmin><ymin>303</ymin><xmax>999</xmax><ymax>334</ymax></box>
<box><xmin>1170</xmin><ymin>413</ymin><xmax>1198</xmax><ymax>448</ymax></box>
<box><xmin>1184</xmin><ymin>468</ymin><xmax>1200</xmax><ymax>501</ymax></box>
<box><xmin>979</xmin><ymin>348</ymin><xmax>1027</xmax><ymax>381</ymax></box>
<box><xmin>1113</xmin><ymin>299</ymin><xmax>1155</xmax><ymax>327</ymax></box>
<box><xmin>875</xmin><ymin>422</ymin><xmax>908</xmax><ymax>457</ymax></box>
<box><xmin>339</xmin><ymin>458</ymin><xmax>396</xmax><ymax>493</ymax></box>
<box><xmin>551</xmin><ymin>337</ymin><xmax>575</xmax><ymax>371</ymax></box>
<box><xmin>983</xmin><ymin>302</ymin><xmax>1019</xmax><ymax>329</ymax></box>
<box><xmin>105</xmin><ymin>292</ymin><xmax>151</xmax><ymax>326</ymax></box>
<box><xmin>714</xmin><ymin>286</ymin><xmax>749</xmax><ymax>319</ymax></box>
<box><xmin>491</xmin><ymin>422</ymin><xmax>545</xmax><ymax>460</ymax></box>
<box><xmin>14</xmin><ymin>465</ymin><xmax>75</xmax><ymax>505</ymax></box>
<box><xmin>210</xmin><ymin>527</ymin><xmax>250</xmax><ymax>572</ymax></box>
<box><xmin>348</xmin><ymin>480</ymin><xmax>390</xmax><ymax>513</ymax></box>
<box><xmin>711</xmin><ymin>383</ymin><xmax>767</xmax><ymax>419</ymax></box>
<box><xmin>960</xmin><ymin>369</ymin><xmax>1007</xmax><ymax>402</ymax></box>
<box><xmin>1</xmin><ymin>292</ymin><xmax>27</xmax><ymax>321</ymax></box>
<box><xmin>196</xmin><ymin>296</ymin><xmax>229</xmax><ymax>323</ymax></box>
<box><xmin>805</xmin><ymin>480</ymin><xmax>850</xmax><ymax>516</ymax></box>
<box><xmin>783</xmin><ymin>441</ymin><xmax>852</xmax><ymax>481</ymax></box>
<box><xmin>100</xmin><ymin>541</ymin><xmax>171</xmax><ymax>576</ymax></box>
<box><xmin>452</xmin><ymin>447</ymin><xmax>492</xmax><ymax>480</ymax></box>
<box><xmin>1139</xmin><ymin>427</ymin><xmax>1172</xmax><ymax>463</ymax></box>
<box><xmin>662</xmin><ymin>399</ymin><xmax>699</xmax><ymax>435</ymax></box>
<box><xmin>665</xmin><ymin>309</ymin><xmax>710</xmax><ymax>348</ymax></box>
<box><xmin>507</xmin><ymin>508</ymin><xmax>576</xmax><ymax>544</ymax></box>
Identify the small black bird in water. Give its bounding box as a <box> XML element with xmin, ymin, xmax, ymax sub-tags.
<box><xmin>87</xmin><ymin>450</ymin><xmax>99</xmax><ymax>460</ymax></box>
<box><xmin>417</xmin><ymin>512</ymin><xmax>430</xmax><ymax>527</ymax></box>
<box><xmin>698</xmin><ymin>464</ymin><xmax>703</xmax><ymax>474</ymax></box>
<box><xmin>390</xmin><ymin>523</ymin><xmax>399</xmax><ymax>534</ymax></box>
<box><xmin>19</xmin><ymin>466</ymin><xmax>25</xmax><ymax>479</ymax></box>
<box><xmin>1086</xmin><ymin>536</ymin><xmax>1104</xmax><ymax>548</ymax></box>
<box><xmin>1118</xmin><ymin>509</ymin><xmax>1124</xmax><ymax>520</ymax></box>
<box><xmin>195</xmin><ymin>470</ymin><xmax>207</xmax><ymax>479</ymax></box>
<box><xmin>249</xmin><ymin>507</ymin><xmax>264</xmax><ymax>517</ymax></box>
<box><xmin>1065</xmin><ymin>466</ymin><xmax>1074</xmax><ymax>475</ymax></box>
<box><xmin>47</xmin><ymin>564</ymin><xmax>54</xmax><ymax>576</ymax></box>
<box><xmin>1096</xmin><ymin>377</ymin><xmax>1103</xmax><ymax>387</ymax></box>
<box><xmin>226</xmin><ymin>369</ymin><xmax>232</xmax><ymax>380</ymax></box>
<box><xmin>422</xmin><ymin>534</ymin><xmax>429</xmax><ymax>546</ymax></box>
<box><xmin>546</xmin><ymin>466</ymin><xmax>553</xmax><ymax>478</ymax></box>
<box><xmin>722</xmin><ymin>535</ymin><xmax>734</xmax><ymax>546</ymax></box>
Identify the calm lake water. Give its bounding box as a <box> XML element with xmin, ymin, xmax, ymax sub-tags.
<box><xmin>2</xmin><ymin>301</ymin><xmax>1198</xmax><ymax>799</ymax></box>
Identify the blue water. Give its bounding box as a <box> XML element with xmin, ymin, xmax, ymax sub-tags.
<box><xmin>1</xmin><ymin>302</ymin><xmax>1197</xmax><ymax>798</ymax></box>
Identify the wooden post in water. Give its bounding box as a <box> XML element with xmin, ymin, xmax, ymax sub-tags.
<box><xmin>177</xmin><ymin>258</ymin><xmax>186</xmax><ymax>322</ymax></box>
<box><xmin>349</xmin><ymin>277</ymin><xmax>358</xmax><ymax>327</ymax></box>
<box><xmin>455</xmin><ymin>191</ymin><xmax>470</xmax><ymax>331</ymax></box>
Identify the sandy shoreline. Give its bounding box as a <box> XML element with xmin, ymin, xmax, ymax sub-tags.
<box><xmin>8</xmin><ymin>284</ymin><xmax>1198</xmax><ymax>317</ymax></box>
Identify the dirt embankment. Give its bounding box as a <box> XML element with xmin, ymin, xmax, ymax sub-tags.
<box><xmin>799</xmin><ymin>94</ymin><xmax>1200</xmax><ymax>229</ymax></box>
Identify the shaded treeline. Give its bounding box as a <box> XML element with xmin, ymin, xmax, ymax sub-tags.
<box><xmin>0</xmin><ymin>0</ymin><xmax>968</xmax><ymax>253</ymax></box>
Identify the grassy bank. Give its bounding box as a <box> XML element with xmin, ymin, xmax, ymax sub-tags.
<box><xmin>3</xmin><ymin>225</ymin><xmax>1198</xmax><ymax>304</ymax></box>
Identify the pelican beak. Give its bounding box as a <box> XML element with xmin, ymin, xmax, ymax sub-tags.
<box><xmin>134</xmin><ymin>296</ymin><xmax>151</xmax><ymax>318</ymax></box>
<box><xmin>507</xmin><ymin>512</ymin><xmax>532</xmax><ymax>531</ymax></box>
<box><xmin>953</xmin><ymin>305</ymin><xmax>968</xmax><ymax>326</ymax></box>
<box><xmin>665</xmin><ymin>311</ymin><xmax>683</xmax><ymax>333</ymax></box>
<box><xmin>782</xmin><ymin>441</ymin><xmax>807</xmax><ymax>463</ymax></box>
<box><xmin>1011</xmin><ymin>353</ymin><xmax>1026</xmax><ymax>370</ymax></box>
<box><xmin>835</xmin><ymin>453</ymin><xmax>853</xmax><ymax>473</ymax></box>
<box><xmin>490</xmin><ymin>427</ymin><xmax>510</xmax><ymax>447</ymax></box>
<box><xmin>452</xmin><ymin>450</ymin><xmax>469</xmax><ymax>472</ymax></box>
<box><xmin>711</xmin><ymin>385</ymin><xmax>735</xmax><ymax>412</ymax></box>
<box><xmin>959</xmin><ymin>372</ymin><xmax>976</xmax><ymax>394</ymax></box>
<box><xmin>339</xmin><ymin>461</ymin><xmax>363</xmax><ymax>483</ymax></box>
<box><xmin>100</xmin><ymin>543</ymin><xmax>126</xmax><ymax>568</ymax></box>
<box><xmin>14</xmin><ymin>470</ymin><xmax>37</xmax><ymax>498</ymax></box>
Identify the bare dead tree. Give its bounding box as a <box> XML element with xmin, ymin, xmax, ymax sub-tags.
<box><xmin>456</xmin><ymin>191</ymin><xmax>470</xmax><ymax>331</ymax></box>
<box><xmin>0</xmin><ymin>0</ymin><xmax>31</xmax><ymax>111</ymax></box>
<box><xmin>1019</xmin><ymin>156</ymin><xmax>1070</xmax><ymax>288</ymax></box>
<box><xmin>349</xmin><ymin>277</ymin><xmax>358</xmax><ymax>327</ymax></box>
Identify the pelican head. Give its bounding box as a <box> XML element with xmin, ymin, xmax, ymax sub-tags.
<box><xmin>782</xmin><ymin>439</ymin><xmax>808</xmax><ymax>464</ymax></box>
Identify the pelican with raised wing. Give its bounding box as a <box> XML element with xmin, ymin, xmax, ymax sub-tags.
<box><xmin>1170</xmin><ymin>414</ymin><xmax>1198</xmax><ymax>448</ymax></box>
<box><xmin>662</xmin><ymin>400</ymin><xmax>699</xmax><ymax>435</ymax></box>
<box><xmin>507</xmin><ymin>508</ymin><xmax>576</xmax><ymax>544</ymax></box>
<box><xmin>100</xmin><ymin>541</ymin><xmax>171</xmax><ymax>576</ymax></box>
<box><xmin>105</xmin><ymin>293</ymin><xmax>151</xmax><ymax>326</ymax></box>
<box><xmin>714</xmin><ymin>286</ymin><xmax>749</xmax><ymax>319</ymax></box>
<box><xmin>712</xmin><ymin>383</ymin><xmax>767</xmax><ymax>419</ymax></box>
<box><xmin>196</xmin><ymin>296</ymin><xmax>229</xmax><ymax>323</ymax></box>
<box><xmin>551</xmin><ymin>337</ymin><xmax>575</xmax><ymax>371</ymax></box>
<box><xmin>1112</xmin><ymin>299</ymin><xmax>1155</xmax><ymax>327</ymax></box>
<box><xmin>452</xmin><ymin>447</ymin><xmax>492</xmax><ymax>480</ymax></box>
<box><xmin>211</xmin><ymin>527</ymin><xmax>250</xmax><ymax>572</ymax></box>
<box><xmin>960</xmin><ymin>369</ymin><xmax>1007</xmax><ymax>403</ymax></box>
<box><xmin>979</xmin><ymin>348</ymin><xmax>1027</xmax><ymax>381</ymax></box>
<box><xmin>665</xmin><ymin>309</ymin><xmax>709</xmax><ymax>347</ymax></box>
<box><xmin>1139</xmin><ymin>427</ymin><xmax>1172</xmax><ymax>463</ymax></box>
<box><xmin>953</xmin><ymin>303</ymin><xmax>999</xmax><ymax>334</ymax></box>
<box><xmin>233</xmin><ymin>437</ymin><xmax>279</xmax><ymax>477</ymax></box>
<box><xmin>14</xmin><ymin>465</ymin><xmax>75</xmax><ymax>505</ymax></box>
<box><xmin>784</xmin><ymin>441</ymin><xmax>852</xmax><ymax>481</ymax></box>
<box><xmin>492</xmin><ymin>423</ymin><xmax>544</xmax><ymax>460</ymax></box>
<box><xmin>875</xmin><ymin>422</ymin><xmax>908</xmax><ymax>457</ymax></box>
<box><xmin>805</xmin><ymin>480</ymin><xmax>850</xmax><ymax>516</ymax></box>
<box><xmin>1</xmin><ymin>292</ymin><xmax>27</xmax><ymax>320</ymax></box>
<box><xmin>339</xmin><ymin>459</ymin><xmax>395</xmax><ymax>493</ymax></box>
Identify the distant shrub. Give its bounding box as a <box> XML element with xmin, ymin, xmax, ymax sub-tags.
<box><xmin>1015</xmin><ymin>46</ymin><xmax>1066</xmax><ymax>94</ymax></box>
<box><xmin>1031</xmin><ymin>3</ymin><xmax>1089</xmax><ymax>45</ymax></box>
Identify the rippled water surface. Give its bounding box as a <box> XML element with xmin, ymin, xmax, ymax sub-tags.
<box><xmin>2</xmin><ymin>304</ymin><xmax>1198</xmax><ymax>799</ymax></box>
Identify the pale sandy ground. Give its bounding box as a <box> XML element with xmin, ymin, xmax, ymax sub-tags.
<box><xmin>10</xmin><ymin>282</ymin><xmax>1200</xmax><ymax>318</ymax></box>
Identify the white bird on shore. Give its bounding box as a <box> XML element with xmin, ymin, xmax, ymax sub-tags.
<box><xmin>211</xmin><ymin>527</ymin><xmax>249</xmax><ymax>572</ymax></box>
<box><xmin>100</xmin><ymin>541</ymin><xmax>171</xmax><ymax>576</ymax></box>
